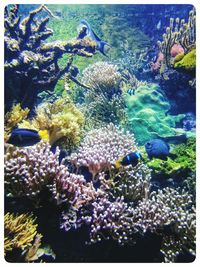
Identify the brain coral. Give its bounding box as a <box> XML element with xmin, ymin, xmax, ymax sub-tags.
<box><xmin>125</xmin><ymin>84</ymin><xmax>185</xmax><ymax>144</ymax></box>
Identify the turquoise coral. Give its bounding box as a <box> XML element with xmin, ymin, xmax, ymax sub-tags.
<box><xmin>125</xmin><ymin>84</ymin><xmax>185</xmax><ymax>144</ymax></box>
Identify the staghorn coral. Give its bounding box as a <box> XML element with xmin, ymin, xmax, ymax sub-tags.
<box><xmin>5</xmin><ymin>141</ymin><xmax>60</xmax><ymax>201</ymax></box>
<box><xmin>48</xmin><ymin>167</ymin><xmax>99</xmax><ymax>208</ymax></box>
<box><xmin>4</xmin><ymin>213</ymin><xmax>42</xmax><ymax>259</ymax></box>
<box><xmin>5</xmin><ymin>141</ymin><xmax>99</xmax><ymax>209</ymax></box>
<box><xmin>78</xmin><ymin>196</ymin><xmax>136</xmax><ymax>245</ymax></box>
<box><xmin>133</xmin><ymin>187</ymin><xmax>196</xmax><ymax>262</ymax></box>
<box><xmin>111</xmin><ymin>163</ymin><xmax>151</xmax><ymax>202</ymax></box>
<box><xmin>4</xmin><ymin>4</ymin><xmax>96</xmax><ymax>112</ymax></box>
<box><xmin>18</xmin><ymin>96</ymin><xmax>85</xmax><ymax>147</ymax></box>
<box><xmin>125</xmin><ymin>84</ymin><xmax>185</xmax><ymax>144</ymax></box>
<box><xmin>69</xmin><ymin>123</ymin><xmax>137</xmax><ymax>179</ymax></box>
<box><xmin>4</xmin><ymin>103</ymin><xmax>29</xmax><ymax>142</ymax></box>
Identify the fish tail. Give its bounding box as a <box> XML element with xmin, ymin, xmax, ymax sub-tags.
<box><xmin>115</xmin><ymin>159</ymin><xmax>121</xmax><ymax>169</ymax></box>
<box><xmin>38</xmin><ymin>130</ymin><xmax>49</xmax><ymax>141</ymax></box>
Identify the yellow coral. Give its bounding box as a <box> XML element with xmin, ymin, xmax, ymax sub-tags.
<box><xmin>4</xmin><ymin>104</ymin><xmax>29</xmax><ymax>141</ymax></box>
<box><xmin>4</xmin><ymin>213</ymin><xmax>39</xmax><ymax>256</ymax></box>
<box><xmin>19</xmin><ymin>97</ymin><xmax>85</xmax><ymax>146</ymax></box>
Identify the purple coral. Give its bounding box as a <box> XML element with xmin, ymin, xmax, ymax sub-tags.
<box><xmin>69</xmin><ymin>123</ymin><xmax>137</xmax><ymax>179</ymax></box>
<box><xmin>78</xmin><ymin>196</ymin><xmax>136</xmax><ymax>245</ymax></box>
<box><xmin>5</xmin><ymin>142</ymin><xmax>60</xmax><ymax>199</ymax></box>
<box><xmin>5</xmin><ymin>142</ymin><xmax>99</xmax><ymax>208</ymax></box>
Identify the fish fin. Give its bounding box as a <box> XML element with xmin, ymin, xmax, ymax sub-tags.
<box><xmin>38</xmin><ymin>130</ymin><xmax>49</xmax><ymax>141</ymax></box>
<box><xmin>115</xmin><ymin>159</ymin><xmax>121</xmax><ymax>169</ymax></box>
<box><xmin>91</xmin><ymin>29</ymin><xmax>102</xmax><ymax>41</ymax></box>
<box><xmin>99</xmin><ymin>41</ymin><xmax>111</xmax><ymax>56</ymax></box>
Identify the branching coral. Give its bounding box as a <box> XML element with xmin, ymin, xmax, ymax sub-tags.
<box><xmin>69</xmin><ymin>123</ymin><xmax>137</xmax><ymax>179</ymax></box>
<box><xmin>80</xmin><ymin>62</ymin><xmax>126</xmax><ymax>125</ymax></box>
<box><xmin>111</xmin><ymin>163</ymin><xmax>151</xmax><ymax>202</ymax></box>
<box><xmin>125</xmin><ymin>84</ymin><xmax>185</xmax><ymax>144</ymax></box>
<box><xmin>82</xmin><ymin>62</ymin><xmax>121</xmax><ymax>96</ymax></box>
<box><xmin>4</xmin><ymin>103</ymin><xmax>29</xmax><ymax>142</ymax></box>
<box><xmin>4</xmin><ymin>4</ymin><xmax>96</xmax><ymax>112</ymax></box>
<box><xmin>5</xmin><ymin>141</ymin><xmax>61</xmax><ymax>200</ymax></box>
<box><xmin>18</xmin><ymin>96</ymin><xmax>85</xmax><ymax>147</ymax></box>
<box><xmin>4</xmin><ymin>213</ymin><xmax>42</xmax><ymax>259</ymax></box>
<box><xmin>157</xmin><ymin>8</ymin><xmax>196</xmax><ymax>71</ymax></box>
<box><xmin>5</xmin><ymin>141</ymin><xmax>99</xmax><ymax>209</ymax></box>
<box><xmin>133</xmin><ymin>187</ymin><xmax>196</xmax><ymax>262</ymax></box>
<box><xmin>78</xmin><ymin>196</ymin><xmax>137</xmax><ymax>245</ymax></box>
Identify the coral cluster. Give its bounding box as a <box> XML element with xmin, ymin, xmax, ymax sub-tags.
<box><xmin>112</xmin><ymin>164</ymin><xmax>151</xmax><ymax>202</ymax></box>
<box><xmin>80</xmin><ymin>62</ymin><xmax>126</xmax><ymax>126</ymax></box>
<box><xmin>4</xmin><ymin>103</ymin><xmax>29</xmax><ymax>141</ymax></box>
<box><xmin>82</xmin><ymin>61</ymin><xmax>121</xmax><ymax>95</ymax></box>
<box><xmin>4</xmin><ymin>212</ymin><xmax>43</xmax><ymax>261</ymax></box>
<box><xmin>4</xmin><ymin>4</ymin><xmax>96</xmax><ymax>112</ymax></box>
<box><xmin>133</xmin><ymin>187</ymin><xmax>196</xmax><ymax>262</ymax></box>
<box><xmin>125</xmin><ymin>84</ymin><xmax>185</xmax><ymax>144</ymax></box>
<box><xmin>79</xmin><ymin>196</ymin><xmax>136</xmax><ymax>245</ymax></box>
<box><xmin>69</xmin><ymin>123</ymin><xmax>136</xmax><ymax>179</ymax></box>
<box><xmin>157</xmin><ymin>8</ymin><xmax>196</xmax><ymax>72</ymax></box>
<box><xmin>19</xmin><ymin>96</ymin><xmax>85</xmax><ymax>147</ymax></box>
<box><xmin>5</xmin><ymin>142</ymin><xmax>98</xmax><ymax>209</ymax></box>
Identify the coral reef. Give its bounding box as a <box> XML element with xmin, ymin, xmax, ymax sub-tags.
<box><xmin>125</xmin><ymin>84</ymin><xmax>185</xmax><ymax>144</ymax></box>
<box><xmin>69</xmin><ymin>123</ymin><xmax>137</xmax><ymax>179</ymax></box>
<box><xmin>82</xmin><ymin>62</ymin><xmax>121</xmax><ymax>96</ymax></box>
<box><xmin>5</xmin><ymin>142</ymin><xmax>61</xmax><ymax>201</ymax></box>
<box><xmin>157</xmin><ymin>8</ymin><xmax>196</xmax><ymax>71</ymax></box>
<box><xmin>133</xmin><ymin>187</ymin><xmax>196</xmax><ymax>262</ymax></box>
<box><xmin>5</xmin><ymin>141</ymin><xmax>99</xmax><ymax>209</ymax></box>
<box><xmin>78</xmin><ymin>196</ymin><xmax>136</xmax><ymax>245</ymax></box>
<box><xmin>4</xmin><ymin>4</ymin><xmax>96</xmax><ymax>112</ymax></box>
<box><xmin>80</xmin><ymin>62</ymin><xmax>127</xmax><ymax>126</ymax></box>
<box><xmin>18</xmin><ymin>96</ymin><xmax>85</xmax><ymax>147</ymax></box>
<box><xmin>4</xmin><ymin>103</ymin><xmax>29</xmax><ymax>141</ymax></box>
<box><xmin>146</xmin><ymin>138</ymin><xmax>196</xmax><ymax>193</ymax></box>
<box><xmin>4</xmin><ymin>212</ymin><xmax>43</xmax><ymax>261</ymax></box>
<box><xmin>111</xmin><ymin>164</ymin><xmax>151</xmax><ymax>202</ymax></box>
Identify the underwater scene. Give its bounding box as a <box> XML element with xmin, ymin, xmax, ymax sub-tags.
<box><xmin>4</xmin><ymin>4</ymin><xmax>196</xmax><ymax>263</ymax></box>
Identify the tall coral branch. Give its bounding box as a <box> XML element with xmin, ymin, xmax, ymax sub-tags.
<box><xmin>4</xmin><ymin>4</ymin><xmax>96</xmax><ymax>112</ymax></box>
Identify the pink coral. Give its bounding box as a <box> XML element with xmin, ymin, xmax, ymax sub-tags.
<box><xmin>170</xmin><ymin>44</ymin><xmax>184</xmax><ymax>57</ymax></box>
<box><xmin>69</xmin><ymin>123</ymin><xmax>136</xmax><ymax>179</ymax></box>
<box><xmin>5</xmin><ymin>142</ymin><xmax>99</xmax><ymax>208</ymax></box>
<box><xmin>150</xmin><ymin>52</ymin><xmax>164</xmax><ymax>71</ymax></box>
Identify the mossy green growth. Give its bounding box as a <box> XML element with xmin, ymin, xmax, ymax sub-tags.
<box><xmin>174</xmin><ymin>49</ymin><xmax>196</xmax><ymax>70</ymax></box>
<box><xmin>125</xmin><ymin>84</ymin><xmax>185</xmax><ymax>145</ymax></box>
<box><xmin>146</xmin><ymin>138</ymin><xmax>196</xmax><ymax>192</ymax></box>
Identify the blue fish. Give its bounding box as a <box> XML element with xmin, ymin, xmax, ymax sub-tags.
<box><xmin>145</xmin><ymin>139</ymin><xmax>170</xmax><ymax>160</ymax></box>
<box><xmin>115</xmin><ymin>151</ymin><xmax>142</xmax><ymax>168</ymax></box>
<box><xmin>78</xmin><ymin>19</ymin><xmax>111</xmax><ymax>56</ymax></box>
<box><xmin>7</xmin><ymin>128</ymin><xmax>49</xmax><ymax>147</ymax></box>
